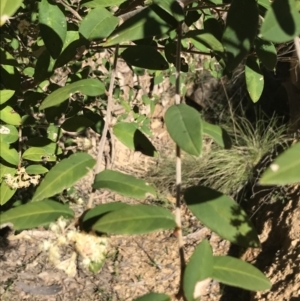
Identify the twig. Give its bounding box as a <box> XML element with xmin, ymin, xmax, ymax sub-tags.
<box><xmin>56</xmin><ymin>0</ymin><xmax>82</xmax><ymax>21</ymax></box>
<box><xmin>174</xmin><ymin>23</ymin><xmax>187</xmax><ymax>301</ymax></box>
<box><xmin>91</xmin><ymin>44</ymin><xmax>212</xmax><ymax>57</ymax></box>
<box><xmin>18</xmin><ymin>126</ymin><xmax>22</xmax><ymax>169</ymax></box>
<box><xmin>294</xmin><ymin>37</ymin><xmax>300</xmax><ymax>62</ymax></box>
<box><xmin>86</xmin><ymin>45</ymin><xmax>119</xmax><ymax>209</ymax></box>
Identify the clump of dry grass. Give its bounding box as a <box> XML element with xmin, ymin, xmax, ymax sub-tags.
<box><xmin>147</xmin><ymin>113</ymin><xmax>292</xmax><ymax>199</ymax></box>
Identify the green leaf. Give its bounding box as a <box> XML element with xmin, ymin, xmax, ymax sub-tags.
<box><xmin>61</xmin><ymin>116</ymin><xmax>94</xmax><ymax>132</ymax></box>
<box><xmin>0</xmin><ymin>0</ymin><xmax>23</xmax><ymax>26</ymax></box>
<box><xmin>0</xmin><ymin>89</ymin><xmax>15</xmax><ymax>105</ymax></box>
<box><xmin>25</xmin><ymin>165</ymin><xmax>49</xmax><ymax>175</ymax></box>
<box><xmin>222</xmin><ymin>0</ymin><xmax>259</xmax><ymax>71</ymax></box>
<box><xmin>121</xmin><ymin>46</ymin><xmax>168</xmax><ymax>70</ymax></box>
<box><xmin>0</xmin><ymin>106</ymin><xmax>21</xmax><ymax>125</ymax></box>
<box><xmin>93</xmin><ymin>169</ymin><xmax>156</xmax><ymax>199</ymax></box>
<box><xmin>245</xmin><ymin>57</ymin><xmax>264</xmax><ymax>103</ymax></box>
<box><xmin>255</xmin><ymin>38</ymin><xmax>277</xmax><ymax>70</ymax></box>
<box><xmin>39</xmin><ymin>79</ymin><xmax>105</xmax><ymax>110</ymax></box>
<box><xmin>32</xmin><ymin>153</ymin><xmax>96</xmax><ymax>202</ymax></box>
<box><xmin>0</xmin><ymin>181</ymin><xmax>17</xmax><ymax>206</ymax></box>
<box><xmin>260</xmin><ymin>142</ymin><xmax>300</xmax><ymax>185</ymax></box>
<box><xmin>81</xmin><ymin>0</ymin><xmax>127</xmax><ymax>8</ymax></box>
<box><xmin>0</xmin><ymin>125</ymin><xmax>18</xmax><ymax>143</ymax></box>
<box><xmin>185</xmin><ymin>30</ymin><xmax>224</xmax><ymax>55</ymax></box>
<box><xmin>165</xmin><ymin>104</ymin><xmax>202</xmax><ymax>156</ymax></box>
<box><xmin>184</xmin><ymin>240</ymin><xmax>213</xmax><ymax>301</ymax></box>
<box><xmin>0</xmin><ymin>164</ymin><xmax>16</xmax><ymax>181</ymax></box>
<box><xmin>79</xmin><ymin>7</ymin><xmax>119</xmax><ymax>41</ymax></box>
<box><xmin>202</xmin><ymin>120</ymin><xmax>231</xmax><ymax>149</ymax></box>
<box><xmin>0</xmin><ymin>143</ymin><xmax>19</xmax><ymax>166</ymax></box>
<box><xmin>212</xmin><ymin>256</ymin><xmax>272</xmax><ymax>291</ymax></box>
<box><xmin>113</xmin><ymin>122</ymin><xmax>157</xmax><ymax>156</ymax></box>
<box><xmin>154</xmin><ymin>0</ymin><xmax>185</xmax><ymax>22</ymax></box>
<box><xmin>0</xmin><ymin>199</ymin><xmax>74</xmax><ymax>230</ymax></box>
<box><xmin>184</xmin><ymin>186</ymin><xmax>260</xmax><ymax>247</ymax></box>
<box><xmin>93</xmin><ymin>204</ymin><xmax>176</xmax><ymax>235</ymax></box>
<box><xmin>39</xmin><ymin>0</ymin><xmax>67</xmax><ymax>58</ymax></box>
<box><xmin>22</xmin><ymin>147</ymin><xmax>57</xmax><ymax>162</ymax></box>
<box><xmin>133</xmin><ymin>292</ymin><xmax>171</xmax><ymax>301</ymax></box>
<box><xmin>260</xmin><ymin>0</ymin><xmax>300</xmax><ymax>43</ymax></box>
<box><xmin>82</xmin><ymin>202</ymin><xmax>129</xmax><ymax>231</ymax></box>
<box><xmin>103</xmin><ymin>5</ymin><xmax>177</xmax><ymax>47</ymax></box>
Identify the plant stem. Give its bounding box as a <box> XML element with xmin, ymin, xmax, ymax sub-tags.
<box><xmin>86</xmin><ymin>45</ymin><xmax>119</xmax><ymax>209</ymax></box>
<box><xmin>174</xmin><ymin>22</ymin><xmax>187</xmax><ymax>301</ymax></box>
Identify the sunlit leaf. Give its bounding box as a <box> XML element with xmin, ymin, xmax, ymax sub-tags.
<box><xmin>212</xmin><ymin>256</ymin><xmax>272</xmax><ymax>291</ymax></box>
<box><xmin>0</xmin><ymin>0</ymin><xmax>23</xmax><ymax>26</ymax></box>
<box><xmin>0</xmin><ymin>125</ymin><xmax>18</xmax><ymax>143</ymax></box>
<box><xmin>184</xmin><ymin>240</ymin><xmax>213</xmax><ymax>301</ymax></box>
<box><xmin>22</xmin><ymin>147</ymin><xmax>57</xmax><ymax>162</ymax></box>
<box><xmin>39</xmin><ymin>79</ymin><xmax>105</xmax><ymax>110</ymax></box>
<box><xmin>260</xmin><ymin>0</ymin><xmax>300</xmax><ymax>43</ymax></box>
<box><xmin>0</xmin><ymin>181</ymin><xmax>16</xmax><ymax>206</ymax></box>
<box><xmin>79</xmin><ymin>7</ymin><xmax>118</xmax><ymax>40</ymax></box>
<box><xmin>32</xmin><ymin>153</ymin><xmax>96</xmax><ymax>202</ymax></box>
<box><xmin>0</xmin><ymin>142</ymin><xmax>19</xmax><ymax>166</ymax></box>
<box><xmin>184</xmin><ymin>186</ymin><xmax>260</xmax><ymax>247</ymax></box>
<box><xmin>93</xmin><ymin>169</ymin><xmax>156</xmax><ymax>199</ymax></box>
<box><xmin>103</xmin><ymin>5</ymin><xmax>177</xmax><ymax>47</ymax></box>
<box><xmin>39</xmin><ymin>0</ymin><xmax>67</xmax><ymax>58</ymax></box>
<box><xmin>26</xmin><ymin>165</ymin><xmax>49</xmax><ymax>175</ymax></box>
<box><xmin>260</xmin><ymin>142</ymin><xmax>300</xmax><ymax>185</ymax></box>
<box><xmin>93</xmin><ymin>204</ymin><xmax>176</xmax><ymax>234</ymax></box>
<box><xmin>245</xmin><ymin>56</ymin><xmax>264</xmax><ymax>103</ymax></box>
<box><xmin>0</xmin><ymin>89</ymin><xmax>15</xmax><ymax>105</ymax></box>
<box><xmin>0</xmin><ymin>106</ymin><xmax>21</xmax><ymax>125</ymax></box>
<box><xmin>165</xmin><ymin>104</ymin><xmax>202</xmax><ymax>156</ymax></box>
<box><xmin>0</xmin><ymin>199</ymin><xmax>74</xmax><ymax>230</ymax></box>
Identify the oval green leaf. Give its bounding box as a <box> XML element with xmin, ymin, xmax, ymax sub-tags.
<box><xmin>133</xmin><ymin>292</ymin><xmax>171</xmax><ymax>301</ymax></box>
<box><xmin>93</xmin><ymin>169</ymin><xmax>156</xmax><ymax>199</ymax></box>
<box><xmin>0</xmin><ymin>124</ymin><xmax>18</xmax><ymax>143</ymax></box>
<box><xmin>0</xmin><ymin>181</ymin><xmax>17</xmax><ymax>206</ymax></box>
<box><xmin>185</xmin><ymin>30</ymin><xmax>224</xmax><ymax>55</ymax></box>
<box><xmin>156</xmin><ymin>0</ymin><xmax>185</xmax><ymax>22</ymax></box>
<box><xmin>255</xmin><ymin>38</ymin><xmax>277</xmax><ymax>70</ymax></box>
<box><xmin>260</xmin><ymin>142</ymin><xmax>300</xmax><ymax>185</ymax></box>
<box><xmin>0</xmin><ymin>0</ymin><xmax>23</xmax><ymax>26</ymax></box>
<box><xmin>22</xmin><ymin>147</ymin><xmax>57</xmax><ymax>162</ymax></box>
<box><xmin>0</xmin><ymin>164</ymin><xmax>16</xmax><ymax>181</ymax></box>
<box><xmin>93</xmin><ymin>204</ymin><xmax>176</xmax><ymax>235</ymax></box>
<box><xmin>32</xmin><ymin>153</ymin><xmax>96</xmax><ymax>202</ymax></box>
<box><xmin>103</xmin><ymin>5</ymin><xmax>177</xmax><ymax>47</ymax></box>
<box><xmin>39</xmin><ymin>0</ymin><xmax>67</xmax><ymax>58</ymax></box>
<box><xmin>121</xmin><ymin>46</ymin><xmax>168</xmax><ymax>70</ymax></box>
<box><xmin>82</xmin><ymin>202</ymin><xmax>130</xmax><ymax>231</ymax></box>
<box><xmin>245</xmin><ymin>56</ymin><xmax>264</xmax><ymax>103</ymax></box>
<box><xmin>82</xmin><ymin>0</ymin><xmax>126</xmax><ymax>8</ymax></box>
<box><xmin>184</xmin><ymin>240</ymin><xmax>213</xmax><ymax>301</ymax></box>
<box><xmin>0</xmin><ymin>199</ymin><xmax>74</xmax><ymax>230</ymax></box>
<box><xmin>222</xmin><ymin>0</ymin><xmax>259</xmax><ymax>71</ymax></box>
<box><xmin>26</xmin><ymin>165</ymin><xmax>49</xmax><ymax>175</ymax></box>
<box><xmin>0</xmin><ymin>142</ymin><xmax>19</xmax><ymax>165</ymax></box>
<box><xmin>165</xmin><ymin>104</ymin><xmax>202</xmax><ymax>156</ymax></box>
<box><xmin>202</xmin><ymin>120</ymin><xmax>231</xmax><ymax>149</ymax></box>
<box><xmin>260</xmin><ymin>0</ymin><xmax>300</xmax><ymax>43</ymax></box>
<box><xmin>0</xmin><ymin>89</ymin><xmax>15</xmax><ymax>105</ymax></box>
<box><xmin>79</xmin><ymin>7</ymin><xmax>119</xmax><ymax>41</ymax></box>
<box><xmin>184</xmin><ymin>186</ymin><xmax>260</xmax><ymax>247</ymax></box>
<box><xmin>212</xmin><ymin>256</ymin><xmax>271</xmax><ymax>291</ymax></box>
<box><xmin>0</xmin><ymin>106</ymin><xmax>21</xmax><ymax>125</ymax></box>
<box><xmin>61</xmin><ymin>116</ymin><xmax>94</xmax><ymax>132</ymax></box>
<box><xmin>39</xmin><ymin>79</ymin><xmax>105</xmax><ymax>110</ymax></box>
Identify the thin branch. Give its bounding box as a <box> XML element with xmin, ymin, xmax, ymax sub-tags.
<box><xmin>56</xmin><ymin>0</ymin><xmax>82</xmax><ymax>21</ymax></box>
<box><xmin>91</xmin><ymin>44</ymin><xmax>212</xmax><ymax>56</ymax></box>
<box><xmin>294</xmin><ymin>37</ymin><xmax>300</xmax><ymax>62</ymax></box>
<box><xmin>86</xmin><ymin>45</ymin><xmax>119</xmax><ymax>209</ymax></box>
<box><xmin>174</xmin><ymin>23</ymin><xmax>187</xmax><ymax>301</ymax></box>
<box><xmin>185</xmin><ymin>3</ymin><xmax>229</xmax><ymax>11</ymax></box>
